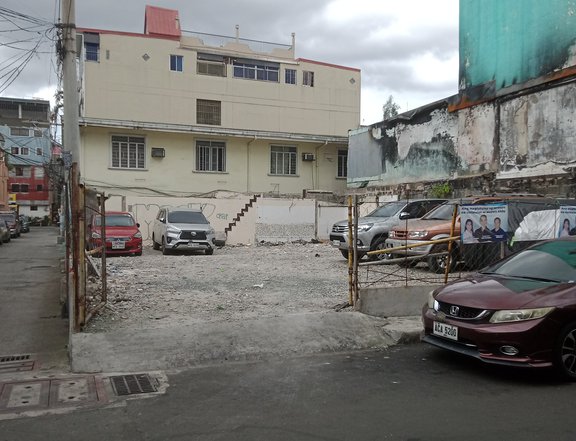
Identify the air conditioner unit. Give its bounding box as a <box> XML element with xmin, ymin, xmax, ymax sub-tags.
<box><xmin>151</xmin><ymin>147</ymin><xmax>165</xmax><ymax>158</ymax></box>
<box><xmin>302</xmin><ymin>153</ymin><xmax>315</xmax><ymax>161</ymax></box>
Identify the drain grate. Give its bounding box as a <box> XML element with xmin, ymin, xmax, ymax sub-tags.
<box><xmin>0</xmin><ymin>354</ymin><xmax>31</xmax><ymax>363</ymax></box>
<box><xmin>110</xmin><ymin>374</ymin><xmax>157</xmax><ymax>396</ymax></box>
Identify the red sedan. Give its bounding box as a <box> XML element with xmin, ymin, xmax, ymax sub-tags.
<box><xmin>422</xmin><ymin>237</ymin><xmax>576</xmax><ymax>380</ymax></box>
<box><xmin>88</xmin><ymin>211</ymin><xmax>143</xmax><ymax>256</ymax></box>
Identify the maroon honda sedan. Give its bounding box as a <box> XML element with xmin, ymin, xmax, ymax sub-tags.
<box><xmin>422</xmin><ymin>237</ymin><xmax>576</xmax><ymax>380</ymax></box>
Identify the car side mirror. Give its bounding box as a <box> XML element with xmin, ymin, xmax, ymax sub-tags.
<box><xmin>136</xmin><ymin>223</ymin><xmax>140</xmax><ymax>228</ymax></box>
<box><xmin>399</xmin><ymin>212</ymin><xmax>411</xmax><ymax>220</ymax></box>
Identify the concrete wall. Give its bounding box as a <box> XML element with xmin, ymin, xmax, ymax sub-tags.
<box><xmin>104</xmin><ymin>194</ymin><xmax>347</xmax><ymax>245</ymax></box>
<box><xmin>357</xmin><ymin>285</ymin><xmax>440</xmax><ymax>318</ymax></box>
<box><xmin>79</xmin><ymin>126</ymin><xmax>349</xmax><ymax>196</ymax></box>
<box><xmin>348</xmin><ymin>80</ymin><xmax>576</xmax><ymax>193</ymax></box>
<box><xmin>81</xmin><ymin>32</ymin><xmax>360</xmax><ymax>138</ymax></box>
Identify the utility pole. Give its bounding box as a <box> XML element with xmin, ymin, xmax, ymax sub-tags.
<box><xmin>60</xmin><ymin>0</ymin><xmax>80</xmax><ymax>166</ymax></box>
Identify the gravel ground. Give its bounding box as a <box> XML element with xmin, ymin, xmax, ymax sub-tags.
<box><xmin>85</xmin><ymin>242</ymin><xmax>354</xmax><ymax>331</ymax></box>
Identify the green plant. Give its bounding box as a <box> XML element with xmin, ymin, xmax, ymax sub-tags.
<box><xmin>429</xmin><ymin>182</ymin><xmax>452</xmax><ymax>198</ymax></box>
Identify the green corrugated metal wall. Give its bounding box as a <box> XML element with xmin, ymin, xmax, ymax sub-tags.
<box><xmin>460</xmin><ymin>0</ymin><xmax>576</xmax><ymax>90</ymax></box>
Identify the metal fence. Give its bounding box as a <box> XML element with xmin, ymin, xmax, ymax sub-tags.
<box><xmin>346</xmin><ymin>195</ymin><xmax>575</xmax><ymax>305</ymax></box>
<box><xmin>65</xmin><ymin>164</ymin><xmax>108</xmax><ymax>331</ymax></box>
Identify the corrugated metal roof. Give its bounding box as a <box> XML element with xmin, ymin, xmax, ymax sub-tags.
<box><xmin>144</xmin><ymin>5</ymin><xmax>180</xmax><ymax>38</ymax></box>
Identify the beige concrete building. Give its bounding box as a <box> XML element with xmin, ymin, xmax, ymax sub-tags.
<box><xmin>77</xmin><ymin>5</ymin><xmax>360</xmax><ymax>198</ymax></box>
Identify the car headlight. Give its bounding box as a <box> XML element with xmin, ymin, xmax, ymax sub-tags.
<box><xmin>389</xmin><ymin>231</ymin><xmax>396</xmax><ymax>238</ymax></box>
<box><xmin>207</xmin><ymin>228</ymin><xmax>215</xmax><ymax>235</ymax></box>
<box><xmin>357</xmin><ymin>223</ymin><xmax>374</xmax><ymax>232</ymax></box>
<box><xmin>167</xmin><ymin>227</ymin><xmax>180</xmax><ymax>235</ymax></box>
<box><xmin>408</xmin><ymin>230</ymin><xmax>428</xmax><ymax>239</ymax></box>
<box><xmin>427</xmin><ymin>290</ymin><xmax>439</xmax><ymax>310</ymax></box>
<box><xmin>134</xmin><ymin>232</ymin><xmax>142</xmax><ymax>239</ymax></box>
<box><xmin>489</xmin><ymin>307</ymin><xmax>555</xmax><ymax>323</ymax></box>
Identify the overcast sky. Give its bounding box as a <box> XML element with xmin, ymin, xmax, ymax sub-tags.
<box><xmin>0</xmin><ymin>0</ymin><xmax>459</xmax><ymax>125</ymax></box>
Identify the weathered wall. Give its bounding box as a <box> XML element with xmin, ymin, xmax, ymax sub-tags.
<box><xmin>348</xmin><ymin>79</ymin><xmax>576</xmax><ymax>195</ymax></box>
<box><xmin>498</xmin><ymin>82</ymin><xmax>576</xmax><ymax>180</ymax></box>
<box><xmin>348</xmin><ymin>103</ymin><xmax>494</xmax><ymax>187</ymax></box>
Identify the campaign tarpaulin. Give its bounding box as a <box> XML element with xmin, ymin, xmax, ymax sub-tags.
<box><xmin>461</xmin><ymin>204</ymin><xmax>508</xmax><ymax>244</ymax></box>
<box><xmin>558</xmin><ymin>206</ymin><xmax>576</xmax><ymax>237</ymax></box>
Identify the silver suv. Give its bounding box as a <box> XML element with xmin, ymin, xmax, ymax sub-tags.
<box><xmin>329</xmin><ymin>199</ymin><xmax>446</xmax><ymax>260</ymax></box>
<box><xmin>152</xmin><ymin>207</ymin><xmax>216</xmax><ymax>255</ymax></box>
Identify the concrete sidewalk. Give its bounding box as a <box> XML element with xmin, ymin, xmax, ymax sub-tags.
<box><xmin>0</xmin><ymin>227</ymin><xmax>68</xmax><ymax>375</ymax></box>
<box><xmin>70</xmin><ymin>312</ymin><xmax>423</xmax><ymax>373</ymax></box>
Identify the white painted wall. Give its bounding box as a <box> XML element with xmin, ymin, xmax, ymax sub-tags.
<box><xmin>102</xmin><ymin>194</ymin><xmax>347</xmax><ymax>245</ymax></box>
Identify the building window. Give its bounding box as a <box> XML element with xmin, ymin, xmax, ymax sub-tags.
<box><xmin>34</xmin><ymin>129</ymin><xmax>43</xmax><ymax>137</ymax></box>
<box><xmin>11</xmin><ymin>147</ymin><xmax>18</xmax><ymax>155</ymax></box>
<box><xmin>13</xmin><ymin>183</ymin><xmax>29</xmax><ymax>193</ymax></box>
<box><xmin>197</xmin><ymin>99</ymin><xmax>221</xmax><ymax>126</ymax></box>
<box><xmin>20</xmin><ymin>147</ymin><xmax>29</xmax><ymax>156</ymax></box>
<box><xmin>36</xmin><ymin>148</ymin><xmax>43</xmax><ymax>156</ymax></box>
<box><xmin>12</xmin><ymin>166</ymin><xmax>30</xmax><ymax>178</ymax></box>
<box><xmin>10</xmin><ymin>127</ymin><xmax>29</xmax><ymax>136</ymax></box>
<box><xmin>111</xmin><ymin>135</ymin><xmax>145</xmax><ymax>169</ymax></box>
<box><xmin>35</xmin><ymin>166</ymin><xmax>45</xmax><ymax>178</ymax></box>
<box><xmin>270</xmin><ymin>145</ymin><xmax>297</xmax><ymax>175</ymax></box>
<box><xmin>337</xmin><ymin>150</ymin><xmax>348</xmax><ymax>178</ymax></box>
<box><xmin>196</xmin><ymin>140</ymin><xmax>226</xmax><ymax>172</ymax></box>
<box><xmin>170</xmin><ymin>54</ymin><xmax>183</xmax><ymax>72</ymax></box>
<box><xmin>285</xmin><ymin>69</ymin><xmax>296</xmax><ymax>85</ymax></box>
<box><xmin>85</xmin><ymin>42</ymin><xmax>99</xmax><ymax>61</ymax></box>
<box><xmin>303</xmin><ymin>71</ymin><xmax>315</xmax><ymax>87</ymax></box>
<box><xmin>36</xmin><ymin>184</ymin><xmax>43</xmax><ymax>191</ymax></box>
<box><xmin>30</xmin><ymin>205</ymin><xmax>38</xmax><ymax>211</ymax></box>
<box><xmin>197</xmin><ymin>53</ymin><xmax>226</xmax><ymax>77</ymax></box>
<box><xmin>233</xmin><ymin>60</ymin><xmax>279</xmax><ymax>82</ymax></box>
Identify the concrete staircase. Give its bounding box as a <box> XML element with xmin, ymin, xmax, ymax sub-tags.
<box><xmin>224</xmin><ymin>194</ymin><xmax>260</xmax><ymax>235</ymax></box>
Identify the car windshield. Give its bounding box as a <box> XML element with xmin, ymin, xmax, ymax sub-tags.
<box><xmin>366</xmin><ymin>201</ymin><xmax>406</xmax><ymax>218</ymax></box>
<box><xmin>481</xmin><ymin>240</ymin><xmax>576</xmax><ymax>283</ymax></box>
<box><xmin>0</xmin><ymin>214</ymin><xmax>15</xmax><ymax>222</ymax></box>
<box><xmin>95</xmin><ymin>215</ymin><xmax>135</xmax><ymax>227</ymax></box>
<box><xmin>168</xmin><ymin>211</ymin><xmax>208</xmax><ymax>224</ymax></box>
<box><xmin>422</xmin><ymin>203</ymin><xmax>457</xmax><ymax>220</ymax></box>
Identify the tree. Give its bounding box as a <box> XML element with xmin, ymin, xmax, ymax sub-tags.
<box><xmin>382</xmin><ymin>95</ymin><xmax>400</xmax><ymax>120</ymax></box>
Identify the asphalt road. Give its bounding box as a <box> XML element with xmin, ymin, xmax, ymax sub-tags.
<box><xmin>1</xmin><ymin>343</ymin><xmax>574</xmax><ymax>441</ymax></box>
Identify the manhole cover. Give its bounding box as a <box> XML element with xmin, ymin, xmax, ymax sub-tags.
<box><xmin>110</xmin><ymin>374</ymin><xmax>157</xmax><ymax>396</ymax></box>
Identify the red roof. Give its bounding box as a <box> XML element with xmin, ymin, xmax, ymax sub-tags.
<box><xmin>144</xmin><ymin>5</ymin><xmax>181</xmax><ymax>39</ymax></box>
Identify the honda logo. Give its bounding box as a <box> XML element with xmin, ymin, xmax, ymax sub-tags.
<box><xmin>449</xmin><ymin>306</ymin><xmax>460</xmax><ymax>316</ymax></box>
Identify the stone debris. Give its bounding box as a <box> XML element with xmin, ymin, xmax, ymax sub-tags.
<box><xmin>85</xmin><ymin>242</ymin><xmax>352</xmax><ymax>332</ymax></box>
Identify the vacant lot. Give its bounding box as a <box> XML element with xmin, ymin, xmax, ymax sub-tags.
<box><xmin>86</xmin><ymin>242</ymin><xmax>353</xmax><ymax>331</ymax></box>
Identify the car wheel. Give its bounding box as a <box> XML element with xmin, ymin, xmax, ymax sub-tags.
<box><xmin>555</xmin><ymin>322</ymin><xmax>576</xmax><ymax>381</ymax></box>
<box><xmin>161</xmin><ymin>237</ymin><xmax>170</xmax><ymax>255</ymax></box>
<box><xmin>427</xmin><ymin>244</ymin><xmax>457</xmax><ymax>274</ymax></box>
<box><xmin>135</xmin><ymin>251</ymin><xmax>142</xmax><ymax>256</ymax></box>
<box><xmin>205</xmin><ymin>248</ymin><xmax>214</xmax><ymax>255</ymax></box>
<box><xmin>369</xmin><ymin>237</ymin><xmax>391</xmax><ymax>262</ymax></box>
<box><xmin>152</xmin><ymin>234</ymin><xmax>160</xmax><ymax>250</ymax></box>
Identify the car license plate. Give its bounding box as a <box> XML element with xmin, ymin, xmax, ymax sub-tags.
<box><xmin>111</xmin><ymin>240</ymin><xmax>125</xmax><ymax>249</ymax></box>
<box><xmin>433</xmin><ymin>321</ymin><xmax>458</xmax><ymax>341</ymax></box>
<box><xmin>332</xmin><ymin>240</ymin><xmax>341</xmax><ymax>247</ymax></box>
